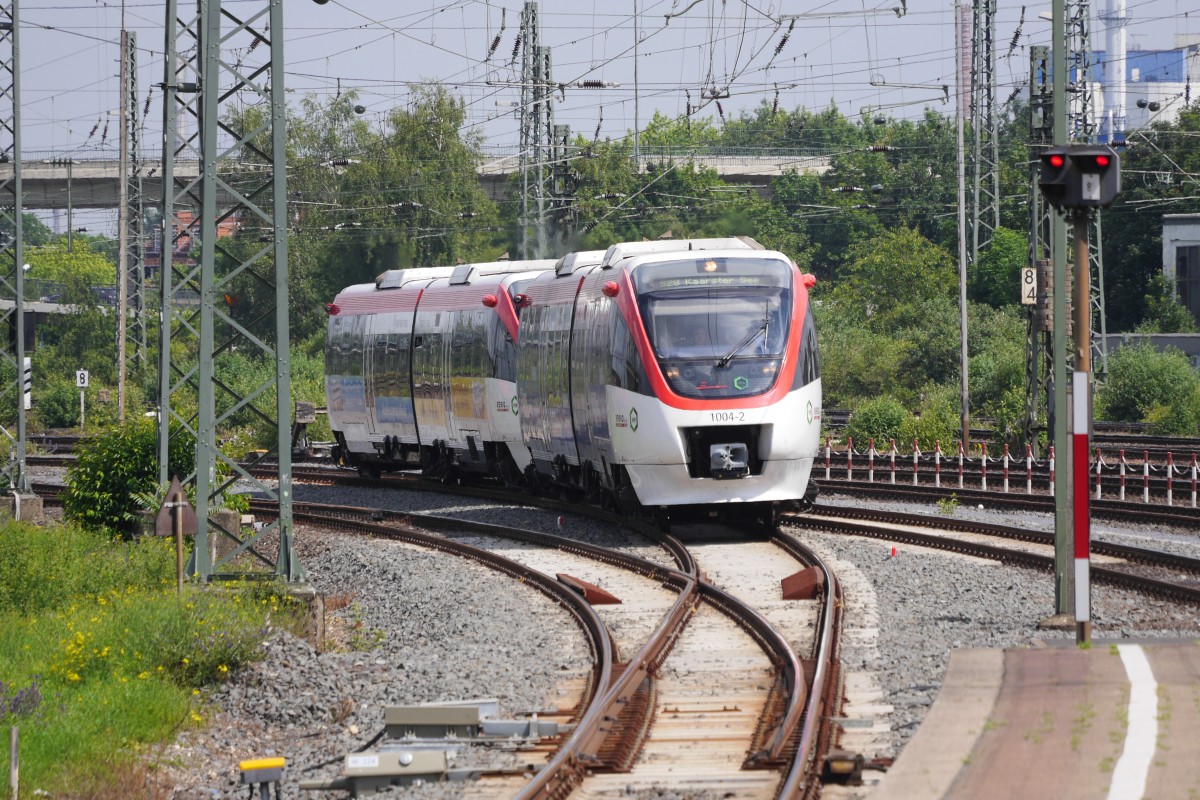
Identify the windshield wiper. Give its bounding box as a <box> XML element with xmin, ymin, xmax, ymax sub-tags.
<box><xmin>716</xmin><ymin>319</ymin><xmax>767</xmax><ymax>369</ymax></box>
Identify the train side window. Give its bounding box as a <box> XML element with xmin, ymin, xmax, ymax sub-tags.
<box><xmin>610</xmin><ymin>314</ymin><xmax>652</xmax><ymax>396</ymax></box>
<box><xmin>347</xmin><ymin>317</ymin><xmax>365</xmax><ymax>377</ymax></box>
<box><xmin>794</xmin><ymin>312</ymin><xmax>820</xmax><ymax>388</ymax></box>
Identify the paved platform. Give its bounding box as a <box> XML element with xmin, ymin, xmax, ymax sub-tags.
<box><xmin>872</xmin><ymin>640</ymin><xmax>1200</xmax><ymax>800</ymax></box>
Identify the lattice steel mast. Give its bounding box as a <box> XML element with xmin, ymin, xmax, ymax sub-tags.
<box><xmin>1067</xmin><ymin>0</ymin><xmax>1109</xmax><ymax>376</ymax></box>
<box><xmin>122</xmin><ymin>31</ymin><xmax>147</xmax><ymax>376</ymax></box>
<box><xmin>1025</xmin><ymin>46</ymin><xmax>1055</xmax><ymax>449</ymax></box>
<box><xmin>0</xmin><ymin>1</ymin><xmax>31</xmax><ymax>502</ymax></box>
<box><xmin>970</xmin><ymin>0</ymin><xmax>1001</xmax><ymax>261</ymax></box>
<box><xmin>518</xmin><ymin>1</ymin><xmax>556</xmax><ymax>259</ymax></box>
<box><xmin>161</xmin><ymin>0</ymin><xmax>300</xmax><ymax>581</ymax></box>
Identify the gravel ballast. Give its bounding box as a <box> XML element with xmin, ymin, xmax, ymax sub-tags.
<box><xmin>33</xmin><ymin>469</ymin><xmax>1200</xmax><ymax>796</ymax></box>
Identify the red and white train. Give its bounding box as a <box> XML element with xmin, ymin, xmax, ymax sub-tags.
<box><xmin>325</xmin><ymin>237</ymin><xmax>821</xmax><ymax>523</ymax></box>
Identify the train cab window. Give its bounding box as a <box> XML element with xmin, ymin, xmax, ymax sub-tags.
<box><xmin>631</xmin><ymin>256</ymin><xmax>792</xmax><ymax>399</ymax></box>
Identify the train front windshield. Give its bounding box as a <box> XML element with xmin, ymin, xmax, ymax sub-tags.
<box><xmin>633</xmin><ymin>257</ymin><xmax>793</xmax><ymax>399</ymax></box>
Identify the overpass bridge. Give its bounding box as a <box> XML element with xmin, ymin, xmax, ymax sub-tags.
<box><xmin>7</xmin><ymin>148</ymin><xmax>831</xmax><ymax>210</ymax></box>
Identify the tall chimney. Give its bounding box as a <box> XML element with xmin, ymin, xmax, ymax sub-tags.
<box><xmin>1101</xmin><ymin>0</ymin><xmax>1128</xmax><ymax>141</ymax></box>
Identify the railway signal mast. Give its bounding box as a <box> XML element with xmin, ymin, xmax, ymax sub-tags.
<box><xmin>1038</xmin><ymin>143</ymin><xmax>1121</xmax><ymax>644</ymax></box>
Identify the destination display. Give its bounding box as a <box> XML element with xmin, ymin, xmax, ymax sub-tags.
<box><xmin>650</xmin><ymin>275</ymin><xmax>766</xmax><ymax>290</ymax></box>
<box><xmin>635</xmin><ymin>256</ymin><xmax>791</xmax><ymax>294</ymax></box>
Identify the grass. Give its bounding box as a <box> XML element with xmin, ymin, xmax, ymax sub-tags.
<box><xmin>0</xmin><ymin>520</ymin><xmax>304</xmax><ymax>798</ymax></box>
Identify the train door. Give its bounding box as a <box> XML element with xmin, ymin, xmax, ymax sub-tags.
<box><xmin>365</xmin><ymin>313</ymin><xmax>417</xmax><ymax>441</ymax></box>
<box><xmin>518</xmin><ymin>300</ymin><xmax>551</xmax><ymax>464</ymax></box>
<box><xmin>569</xmin><ymin>275</ymin><xmax>612</xmax><ymax>480</ymax></box>
<box><xmin>447</xmin><ymin>308</ymin><xmax>489</xmax><ymax>464</ymax></box>
<box><xmin>412</xmin><ymin>309</ymin><xmax>450</xmax><ymax>444</ymax></box>
<box><xmin>325</xmin><ymin>313</ymin><xmax>368</xmax><ymax>434</ymax></box>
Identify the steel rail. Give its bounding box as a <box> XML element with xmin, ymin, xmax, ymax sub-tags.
<box><xmin>251</xmin><ymin>503</ymin><xmax>615</xmax><ymax>715</ymax></box>
<box><xmin>818</xmin><ymin>480</ymin><xmax>1200</xmax><ymax>528</ymax></box>
<box><xmin>770</xmin><ymin>530</ymin><xmax>844</xmax><ymax>800</ymax></box>
<box><xmin>803</xmin><ymin>505</ymin><xmax>1200</xmax><ymax>575</ymax></box>
<box><xmin>786</xmin><ymin>512</ymin><xmax>1200</xmax><ymax>604</ymax></box>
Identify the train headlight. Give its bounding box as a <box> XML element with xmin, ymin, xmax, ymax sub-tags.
<box><xmin>324</xmin><ymin>303</ymin><xmax>340</xmax><ymax>315</ymax></box>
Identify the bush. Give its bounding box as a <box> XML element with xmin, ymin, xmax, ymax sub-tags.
<box><xmin>846</xmin><ymin>395</ymin><xmax>907</xmax><ymax>448</ymax></box>
<box><xmin>1097</xmin><ymin>342</ymin><xmax>1199</xmax><ymax>422</ymax></box>
<box><xmin>898</xmin><ymin>384</ymin><xmax>963</xmax><ymax>452</ymax></box>
<box><xmin>63</xmin><ymin>417</ymin><xmax>195</xmax><ymax>538</ymax></box>
<box><xmin>1144</xmin><ymin>387</ymin><xmax>1200</xmax><ymax>436</ymax></box>
<box><xmin>31</xmin><ymin>378</ymin><xmax>82</xmax><ymax>429</ymax></box>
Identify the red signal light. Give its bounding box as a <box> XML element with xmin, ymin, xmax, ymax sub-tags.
<box><xmin>1094</xmin><ymin>154</ymin><xmax>1110</xmax><ymax>167</ymax></box>
<box><xmin>602</xmin><ymin>281</ymin><xmax>620</xmax><ymax>298</ymax></box>
<box><xmin>324</xmin><ymin>303</ymin><xmax>340</xmax><ymax>315</ymax></box>
<box><xmin>481</xmin><ymin>294</ymin><xmax>498</xmax><ymax>308</ymax></box>
<box><xmin>1047</xmin><ymin>153</ymin><xmax>1065</xmax><ymax>168</ymax></box>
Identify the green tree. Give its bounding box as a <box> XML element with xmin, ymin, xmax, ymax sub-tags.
<box><xmin>831</xmin><ymin>227</ymin><xmax>956</xmax><ymax>330</ymax></box>
<box><xmin>225</xmin><ymin>84</ymin><xmax>504</xmax><ymax>341</ymax></box>
<box><xmin>1137</xmin><ymin>273</ymin><xmax>1196</xmax><ymax>333</ymax></box>
<box><xmin>970</xmin><ymin>227</ymin><xmax>1028</xmax><ymax>307</ymax></box>
<box><xmin>1100</xmin><ymin>103</ymin><xmax>1200</xmax><ymax>330</ymax></box>
<box><xmin>23</xmin><ymin>241</ymin><xmax>116</xmax><ymax>288</ymax></box>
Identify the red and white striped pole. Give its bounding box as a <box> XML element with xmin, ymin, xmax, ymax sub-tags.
<box><xmin>1119</xmin><ymin>449</ymin><xmax>1127</xmax><ymax>502</ymax></box>
<box><xmin>1049</xmin><ymin>445</ymin><xmax>1055</xmax><ymax>498</ymax></box>
<box><xmin>980</xmin><ymin>444</ymin><xmax>988</xmax><ymax>492</ymax></box>
<box><xmin>889</xmin><ymin>439</ymin><xmax>897</xmax><ymax>485</ymax></box>
<box><xmin>1072</xmin><ymin>371</ymin><xmax>1091</xmax><ymax>637</ymax></box>
<box><xmin>912</xmin><ymin>439</ymin><xmax>920</xmax><ymax>486</ymax></box>
<box><xmin>1143</xmin><ymin>450</ymin><xmax>1150</xmax><ymax>504</ymax></box>
<box><xmin>1167</xmin><ymin>452</ymin><xmax>1175</xmax><ymax>507</ymax></box>
<box><xmin>1191</xmin><ymin>453</ymin><xmax>1197</xmax><ymax>509</ymax></box>
<box><xmin>957</xmin><ymin>441</ymin><xmax>964</xmax><ymax>489</ymax></box>
<box><xmin>825</xmin><ymin>437</ymin><xmax>831</xmax><ymax>481</ymax></box>
<box><xmin>1094</xmin><ymin>447</ymin><xmax>1102</xmax><ymax>500</ymax></box>
<box><xmin>1192</xmin><ymin>454</ymin><xmax>1198</xmax><ymax>509</ymax></box>
<box><xmin>1002</xmin><ymin>444</ymin><xmax>1010</xmax><ymax>494</ymax></box>
<box><xmin>1025</xmin><ymin>444</ymin><xmax>1033</xmax><ymax>495</ymax></box>
<box><xmin>868</xmin><ymin>438</ymin><xmax>876</xmax><ymax>483</ymax></box>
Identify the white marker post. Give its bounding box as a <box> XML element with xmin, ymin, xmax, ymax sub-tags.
<box><xmin>76</xmin><ymin>369</ymin><xmax>89</xmax><ymax>430</ymax></box>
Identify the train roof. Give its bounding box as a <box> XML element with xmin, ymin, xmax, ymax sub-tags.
<box><xmin>375</xmin><ymin>267</ymin><xmax>456</xmax><ymax>290</ymax></box>
<box><xmin>447</xmin><ymin>259</ymin><xmax>557</xmax><ymax>285</ymax></box>
<box><xmin>600</xmin><ymin>236</ymin><xmax>763</xmax><ymax>268</ymax></box>
<box><xmin>554</xmin><ymin>250</ymin><xmax>607</xmax><ymax>277</ymax></box>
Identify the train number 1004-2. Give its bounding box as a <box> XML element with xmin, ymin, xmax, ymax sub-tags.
<box><xmin>710</xmin><ymin>411</ymin><xmax>745</xmax><ymax>423</ymax></box>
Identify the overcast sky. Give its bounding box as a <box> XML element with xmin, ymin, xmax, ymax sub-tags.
<box><xmin>15</xmin><ymin>0</ymin><xmax>1195</xmax><ymax>233</ymax></box>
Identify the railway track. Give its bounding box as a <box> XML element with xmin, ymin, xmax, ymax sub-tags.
<box><xmin>784</xmin><ymin>505</ymin><xmax>1200</xmax><ymax>605</ymax></box>
<box><xmin>237</xmin><ymin>495</ymin><xmax>845</xmax><ymax>798</ymax></box>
